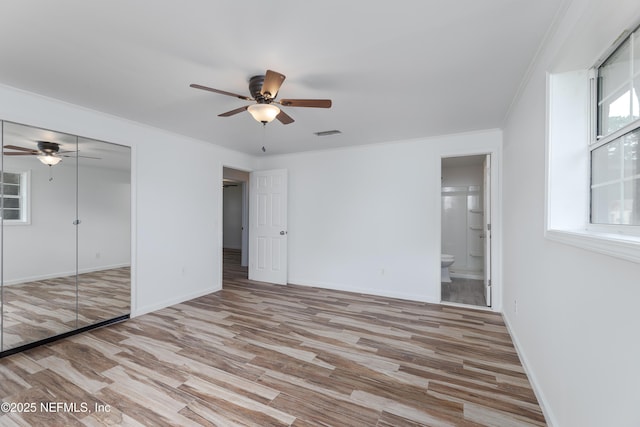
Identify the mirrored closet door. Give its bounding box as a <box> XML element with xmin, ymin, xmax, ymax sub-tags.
<box><xmin>1</xmin><ymin>121</ymin><xmax>131</xmax><ymax>355</ymax></box>
<box><xmin>77</xmin><ymin>136</ymin><xmax>131</xmax><ymax>328</ymax></box>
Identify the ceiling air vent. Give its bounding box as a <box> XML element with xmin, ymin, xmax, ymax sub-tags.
<box><xmin>313</xmin><ymin>130</ymin><xmax>342</xmax><ymax>137</ymax></box>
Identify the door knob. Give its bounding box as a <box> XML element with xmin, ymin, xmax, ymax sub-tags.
<box><xmin>280</xmin><ymin>231</ymin><xmax>287</xmax><ymax>235</ymax></box>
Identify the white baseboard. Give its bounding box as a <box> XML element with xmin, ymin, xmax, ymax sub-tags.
<box><xmin>287</xmin><ymin>278</ymin><xmax>440</xmax><ymax>304</ymax></box>
<box><xmin>131</xmin><ymin>286</ymin><xmax>220</xmax><ymax>318</ymax></box>
<box><xmin>502</xmin><ymin>312</ymin><xmax>557</xmax><ymax>427</ymax></box>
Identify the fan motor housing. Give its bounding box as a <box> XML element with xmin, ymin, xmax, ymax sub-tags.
<box><xmin>37</xmin><ymin>141</ymin><xmax>60</xmax><ymax>154</ymax></box>
<box><xmin>249</xmin><ymin>75</ymin><xmax>271</xmax><ymax>103</ymax></box>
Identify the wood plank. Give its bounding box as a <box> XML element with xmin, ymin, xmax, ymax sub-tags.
<box><xmin>0</xmin><ymin>249</ymin><xmax>547</xmax><ymax>426</ymax></box>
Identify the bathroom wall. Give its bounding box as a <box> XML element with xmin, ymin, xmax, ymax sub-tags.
<box><xmin>441</xmin><ymin>158</ymin><xmax>484</xmax><ymax>278</ymax></box>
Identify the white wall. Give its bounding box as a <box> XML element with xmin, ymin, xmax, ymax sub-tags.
<box><xmin>3</xmin><ymin>156</ymin><xmax>77</xmax><ymax>282</ymax></box>
<box><xmin>78</xmin><ymin>162</ymin><xmax>131</xmax><ymax>273</ymax></box>
<box><xmin>502</xmin><ymin>0</ymin><xmax>640</xmax><ymax>425</ymax></box>
<box><xmin>2</xmin><ymin>155</ymin><xmax>131</xmax><ymax>284</ymax></box>
<box><xmin>258</xmin><ymin>130</ymin><xmax>501</xmax><ymax>303</ymax></box>
<box><xmin>0</xmin><ymin>83</ymin><xmax>256</xmax><ymax>316</ymax></box>
<box><xmin>222</xmin><ymin>185</ymin><xmax>243</xmax><ymax>249</ymax></box>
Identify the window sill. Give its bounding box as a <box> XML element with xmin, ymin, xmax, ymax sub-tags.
<box><xmin>545</xmin><ymin>229</ymin><xmax>640</xmax><ymax>264</ymax></box>
<box><xmin>2</xmin><ymin>220</ymin><xmax>31</xmax><ymax>226</ymax></box>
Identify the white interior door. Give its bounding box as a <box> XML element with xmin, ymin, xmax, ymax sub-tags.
<box><xmin>483</xmin><ymin>155</ymin><xmax>492</xmax><ymax>306</ymax></box>
<box><xmin>249</xmin><ymin>169</ymin><xmax>288</xmax><ymax>284</ymax></box>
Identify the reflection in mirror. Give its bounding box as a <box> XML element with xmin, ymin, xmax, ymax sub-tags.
<box><xmin>1</xmin><ymin>121</ymin><xmax>131</xmax><ymax>353</ymax></box>
<box><xmin>2</xmin><ymin>121</ymin><xmax>78</xmax><ymax>350</ymax></box>
<box><xmin>77</xmin><ymin>137</ymin><xmax>131</xmax><ymax>327</ymax></box>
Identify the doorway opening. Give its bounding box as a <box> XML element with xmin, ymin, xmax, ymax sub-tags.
<box><xmin>222</xmin><ymin>167</ymin><xmax>249</xmax><ymax>282</ymax></box>
<box><xmin>440</xmin><ymin>154</ymin><xmax>492</xmax><ymax>307</ymax></box>
<box><xmin>220</xmin><ymin>167</ymin><xmax>289</xmax><ymax>286</ymax></box>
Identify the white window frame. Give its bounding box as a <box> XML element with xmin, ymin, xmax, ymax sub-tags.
<box><xmin>545</xmin><ymin>25</ymin><xmax>640</xmax><ymax>264</ymax></box>
<box><xmin>1</xmin><ymin>169</ymin><xmax>31</xmax><ymax>225</ymax></box>
<box><xmin>587</xmin><ymin>27</ymin><xmax>640</xmax><ymax>236</ymax></box>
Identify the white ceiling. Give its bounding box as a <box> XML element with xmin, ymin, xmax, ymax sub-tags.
<box><xmin>0</xmin><ymin>1</ymin><xmax>565</xmax><ymax>156</ymax></box>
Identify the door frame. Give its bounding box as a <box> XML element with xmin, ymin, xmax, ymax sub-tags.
<box><xmin>218</xmin><ymin>166</ymin><xmax>289</xmax><ymax>287</ymax></box>
<box><xmin>439</xmin><ymin>147</ymin><xmax>502</xmax><ymax>311</ymax></box>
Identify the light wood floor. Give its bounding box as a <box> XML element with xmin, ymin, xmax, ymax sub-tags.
<box><xmin>2</xmin><ymin>267</ymin><xmax>130</xmax><ymax>351</ymax></box>
<box><xmin>0</xmin><ymin>250</ymin><xmax>545</xmax><ymax>426</ymax></box>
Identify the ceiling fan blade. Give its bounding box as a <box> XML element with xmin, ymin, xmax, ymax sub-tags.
<box><xmin>279</xmin><ymin>99</ymin><xmax>332</xmax><ymax>108</ymax></box>
<box><xmin>218</xmin><ymin>105</ymin><xmax>249</xmax><ymax>117</ymax></box>
<box><xmin>276</xmin><ymin>109</ymin><xmax>295</xmax><ymax>125</ymax></box>
<box><xmin>3</xmin><ymin>152</ymin><xmax>36</xmax><ymax>156</ymax></box>
<box><xmin>4</xmin><ymin>144</ymin><xmax>39</xmax><ymax>153</ymax></box>
<box><xmin>261</xmin><ymin>70</ymin><xmax>286</xmax><ymax>99</ymax></box>
<box><xmin>59</xmin><ymin>154</ymin><xmax>101</xmax><ymax>160</ymax></box>
<box><xmin>190</xmin><ymin>84</ymin><xmax>253</xmax><ymax>101</ymax></box>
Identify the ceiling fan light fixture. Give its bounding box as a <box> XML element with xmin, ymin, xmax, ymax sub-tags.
<box><xmin>37</xmin><ymin>154</ymin><xmax>62</xmax><ymax>166</ymax></box>
<box><xmin>247</xmin><ymin>103</ymin><xmax>280</xmax><ymax>124</ymax></box>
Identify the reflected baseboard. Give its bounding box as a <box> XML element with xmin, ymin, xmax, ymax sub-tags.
<box><xmin>0</xmin><ymin>314</ymin><xmax>129</xmax><ymax>359</ymax></box>
<box><xmin>3</xmin><ymin>264</ymin><xmax>131</xmax><ymax>287</ymax></box>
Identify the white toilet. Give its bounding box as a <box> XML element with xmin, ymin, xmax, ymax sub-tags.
<box><xmin>441</xmin><ymin>254</ymin><xmax>455</xmax><ymax>283</ymax></box>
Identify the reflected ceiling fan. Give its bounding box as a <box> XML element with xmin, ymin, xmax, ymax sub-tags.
<box><xmin>3</xmin><ymin>141</ymin><xmax>99</xmax><ymax>166</ymax></box>
<box><xmin>190</xmin><ymin>69</ymin><xmax>332</xmax><ymax>125</ymax></box>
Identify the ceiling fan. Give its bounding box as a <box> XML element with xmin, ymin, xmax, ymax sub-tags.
<box><xmin>3</xmin><ymin>141</ymin><xmax>99</xmax><ymax>166</ymax></box>
<box><xmin>190</xmin><ymin>69</ymin><xmax>332</xmax><ymax>125</ymax></box>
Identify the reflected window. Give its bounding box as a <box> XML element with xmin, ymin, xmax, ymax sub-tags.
<box><xmin>1</xmin><ymin>170</ymin><xmax>30</xmax><ymax>224</ymax></box>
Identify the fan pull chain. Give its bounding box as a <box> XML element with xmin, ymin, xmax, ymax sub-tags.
<box><xmin>48</xmin><ymin>165</ymin><xmax>54</xmax><ymax>182</ymax></box>
<box><xmin>261</xmin><ymin>122</ymin><xmax>266</xmax><ymax>153</ymax></box>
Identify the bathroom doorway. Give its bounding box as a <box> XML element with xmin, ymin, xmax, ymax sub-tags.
<box><xmin>440</xmin><ymin>154</ymin><xmax>492</xmax><ymax>307</ymax></box>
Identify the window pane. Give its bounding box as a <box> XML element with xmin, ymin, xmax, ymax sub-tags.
<box><xmin>634</xmin><ymin>30</ymin><xmax>640</xmax><ymax>79</ymax></box>
<box><xmin>2</xmin><ymin>172</ymin><xmax>20</xmax><ymax>185</ymax></box>
<box><xmin>600</xmin><ymin>39</ymin><xmax>631</xmax><ymax>100</ymax></box>
<box><xmin>599</xmin><ymin>88</ymin><xmax>636</xmax><ymax>135</ymax></box>
<box><xmin>591</xmin><ymin>182</ymin><xmax>623</xmax><ymax>224</ymax></box>
<box><xmin>2</xmin><ymin>184</ymin><xmax>20</xmax><ymax>196</ymax></box>
<box><xmin>592</xmin><ymin>140</ymin><xmax>621</xmax><ymax>184</ymax></box>
<box><xmin>623</xmin><ymin>128</ymin><xmax>640</xmax><ymax>177</ymax></box>
<box><xmin>623</xmin><ymin>178</ymin><xmax>640</xmax><ymax>225</ymax></box>
<box><xmin>3</xmin><ymin>198</ymin><xmax>20</xmax><ymax>209</ymax></box>
<box><xmin>634</xmin><ymin>73</ymin><xmax>640</xmax><ymax>120</ymax></box>
<box><xmin>2</xmin><ymin>209</ymin><xmax>20</xmax><ymax>220</ymax></box>
<box><xmin>598</xmin><ymin>38</ymin><xmax>634</xmax><ymax>136</ymax></box>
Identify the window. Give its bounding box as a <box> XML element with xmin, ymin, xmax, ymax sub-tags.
<box><xmin>591</xmin><ymin>28</ymin><xmax>640</xmax><ymax>227</ymax></box>
<box><xmin>1</xmin><ymin>170</ymin><xmax>30</xmax><ymax>224</ymax></box>
<box><xmin>546</xmin><ymin>23</ymin><xmax>640</xmax><ymax>263</ymax></box>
